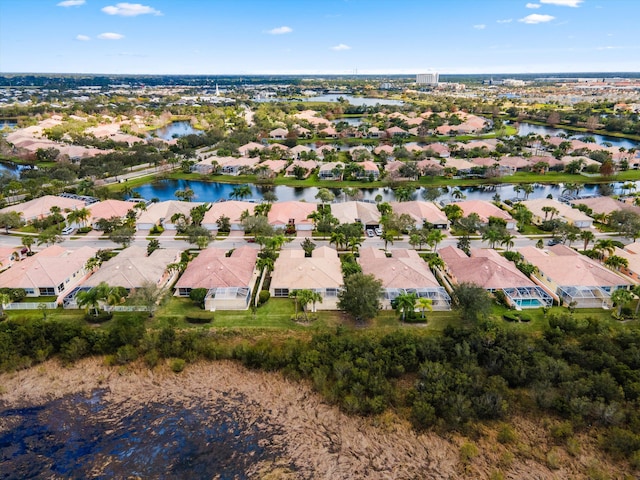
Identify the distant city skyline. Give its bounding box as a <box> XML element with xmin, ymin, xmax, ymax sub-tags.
<box><xmin>1</xmin><ymin>0</ymin><xmax>638</xmax><ymax>75</ymax></box>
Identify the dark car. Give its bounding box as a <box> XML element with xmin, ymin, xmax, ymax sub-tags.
<box><xmin>547</xmin><ymin>238</ymin><xmax>561</xmax><ymax>246</ymax></box>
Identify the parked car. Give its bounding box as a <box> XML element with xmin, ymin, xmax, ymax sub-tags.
<box><xmin>61</xmin><ymin>226</ymin><xmax>74</xmax><ymax>235</ymax></box>
<box><xmin>547</xmin><ymin>238</ymin><xmax>560</xmax><ymax>246</ymax></box>
<box><xmin>366</xmin><ymin>229</ymin><xmax>374</xmax><ymax>238</ymax></box>
<box><xmin>374</xmin><ymin>227</ymin><xmax>382</xmax><ymax>236</ymax></box>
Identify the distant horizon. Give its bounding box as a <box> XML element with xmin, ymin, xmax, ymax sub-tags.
<box><xmin>1</xmin><ymin>71</ymin><xmax>639</xmax><ymax>78</ymax></box>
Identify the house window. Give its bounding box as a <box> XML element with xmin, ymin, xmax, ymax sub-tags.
<box><xmin>25</xmin><ymin>288</ymin><xmax>35</xmax><ymax>296</ymax></box>
<box><xmin>39</xmin><ymin>287</ymin><xmax>55</xmax><ymax>296</ymax></box>
<box><xmin>57</xmin><ymin>283</ymin><xmax>65</xmax><ymax>292</ymax></box>
<box><xmin>274</xmin><ymin>288</ymin><xmax>289</xmax><ymax>298</ymax></box>
<box><xmin>178</xmin><ymin>288</ymin><xmax>192</xmax><ymax>297</ymax></box>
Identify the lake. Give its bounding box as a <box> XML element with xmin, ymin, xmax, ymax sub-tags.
<box><xmin>133</xmin><ymin>179</ymin><xmax>628</xmax><ymax>204</ymax></box>
<box><xmin>517</xmin><ymin>123</ymin><xmax>639</xmax><ymax>150</ymax></box>
<box><xmin>149</xmin><ymin>121</ymin><xmax>201</xmax><ymax>140</ymax></box>
<box><xmin>0</xmin><ymin>389</ymin><xmax>284</xmax><ymax>479</ymax></box>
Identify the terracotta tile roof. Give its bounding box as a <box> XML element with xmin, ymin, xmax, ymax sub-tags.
<box><xmin>174</xmin><ymin>246</ymin><xmax>257</xmax><ymax>290</ymax></box>
<box><xmin>271</xmin><ymin>247</ymin><xmax>342</xmax><ymax>290</ymax></box>
<box><xmin>452</xmin><ymin>200</ymin><xmax>514</xmax><ymax>223</ymax></box>
<box><xmin>359</xmin><ymin>247</ymin><xmax>440</xmax><ymax>288</ymax></box>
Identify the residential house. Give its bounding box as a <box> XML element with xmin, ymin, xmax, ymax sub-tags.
<box><xmin>289</xmin><ymin>144</ymin><xmax>312</xmax><ymax>159</ymax></box>
<box><xmin>87</xmin><ymin>200</ymin><xmax>135</xmax><ymax>228</ymax></box>
<box><xmin>174</xmin><ymin>246</ymin><xmax>259</xmax><ymax>310</ymax></box>
<box><xmin>0</xmin><ymin>195</ymin><xmax>85</xmax><ymax>223</ymax></box>
<box><xmin>220</xmin><ymin>156</ymin><xmax>261</xmax><ymax>176</ymax></box>
<box><xmin>82</xmin><ymin>246</ymin><xmax>181</xmax><ymax>291</ymax></box>
<box><xmin>570</xmin><ymin>196</ymin><xmax>640</xmax><ymax>218</ymax></box>
<box><xmin>374</xmin><ymin>144</ymin><xmax>394</xmax><ymax>156</ymax></box>
<box><xmin>519</xmin><ymin>244</ymin><xmax>631</xmax><ymax>308</ymax></box>
<box><xmin>439</xmin><ymin>246</ymin><xmax>552</xmax><ymax>309</ymax></box>
<box><xmin>285</xmin><ymin>160</ymin><xmax>317</xmax><ymax>178</ymax></box>
<box><xmin>201</xmin><ymin>201</ymin><xmax>255</xmax><ymax>231</ymax></box>
<box><xmin>452</xmin><ymin>200</ymin><xmax>516</xmax><ymax>230</ymax></box>
<box><xmin>389</xmin><ymin>201</ymin><xmax>449</xmax><ymax>229</ymax></box>
<box><xmin>331</xmin><ymin>201</ymin><xmax>381</xmax><ymax>229</ymax></box>
<box><xmin>269</xmin><ymin>127</ymin><xmax>289</xmax><ymax>140</ymax></box>
<box><xmin>386</xmin><ymin>126</ymin><xmax>408</xmax><ymax>137</ymax></box>
<box><xmin>356</xmin><ymin>161</ymin><xmax>380</xmax><ymax>180</ymax></box>
<box><xmin>136</xmin><ymin>201</ymin><xmax>204</xmax><ymax>231</ymax></box>
<box><xmin>607</xmin><ymin>246</ymin><xmax>640</xmax><ymax>283</ymax></box>
<box><xmin>269</xmin><ymin>247</ymin><xmax>343</xmax><ymax>310</ymax></box>
<box><xmin>0</xmin><ymin>245</ymin><xmax>96</xmax><ymax>300</ymax></box>
<box><xmin>318</xmin><ymin>161</ymin><xmax>344</xmax><ymax>180</ymax></box>
<box><xmin>259</xmin><ymin>159</ymin><xmax>288</xmax><ymax>175</ymax></box>
<box><xmin>0</xmin><ymin>246</ymin><xmax>22</xmax><ymax>270</ymax></box>
<box><xmin>417</xmin><ymin>158</ymin><xmax>445</xmax><ymax>176</ymax></box>
<box><xmin>268</xmin><ymin>201</ymin><xmax>317</xmax><ymax>231</ymax></box>
<box><xmin>522</xmin><ymin>198</ymin><xmax>593</xmax><ymax>228</ymax></box>
<box><xmin>423</xmin><ymin>143</ymin><xmax>450</xmax><ymax>158</ymax></box>
<box><xmin>358</xmin><ymin>247</ymin><xmax>451</xmax><ymax>310</ymax></box>
<box><xmin>237</xmin><ymin>142</ymin><xmax>265</xmax><ymax>156</ymax></box>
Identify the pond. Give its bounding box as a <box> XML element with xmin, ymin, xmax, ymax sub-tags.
<box><xmin>148</xmin><ymin>121</ymin><xmax>201</xmax><ymax>141</ymax></box>
<box><xmin>132</xmin><ymin>179</ymin><xmax>631</xmax><ymax>204</ymax></box>
<box><xmin>517</xmin><ymin>123</ymin><xmax>639</xmax><ymax>150</ymax></box>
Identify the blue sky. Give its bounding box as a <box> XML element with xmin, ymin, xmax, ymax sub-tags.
<box><xmin>0</xmin><ymin>0</ymin><xmax>638</xmax><ymax>75</ymax></box>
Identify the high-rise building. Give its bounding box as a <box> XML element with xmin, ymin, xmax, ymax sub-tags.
<box><xmin>416</xmin><ymin>73</ymin><xmax>439</xmax><ymax>85</ymax></box>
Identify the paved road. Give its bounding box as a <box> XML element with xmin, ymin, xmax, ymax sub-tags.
<box><xmin>0</xmin><ymin>230</ymin><xmax>629</xmax><ymax>254</ymax></box>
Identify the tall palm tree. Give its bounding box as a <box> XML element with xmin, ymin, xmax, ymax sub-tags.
<box><xmin>611</xmin><ymin>288</ymin><xmax>633</xmax><ymax>317</ymax></box>
<box><xmin>347</xmin><ymin>236</ymin><xmax>361</xmax><ymax>254</ymax></box>
<box><xmin>381</xmin><ymin>230</ymin><xmax>396</xmax><ymax>252</ymax></box>
<box><xmin>76</xmin><ymin>283</ymin><xmax>110</xmax><ymax>316</ymax></box>
<box><xmin>329</xmin><ymin>231</ymin><xmax>346</xmax><ymax>250</ymax></box>
<box><xmin>604</xmin><ymin>255</ymin><xmax>628</xmax><ymax>271</ymax></box>
<box><xmin>416</xmin><ymin>297</ymin><xmax>433</xmax><ymax>319</ymax></box>
<box><xmin>580</xmin><ymin>230</ymin><xmax>595</xmax><ymax>251</ymax></box>
<box><xmin>482</xmin><ymin>228</ymin><xmax>503</xmax><ymax>249</ymax></box>
<box><xmin>594</xmin><ymin>239</ymin><xmax>616</xmax><ymax>260</ymax></box>
<box><xmin>632</xmin><ymin>284</ymin><xmax>640</xmax><ymax>316</ymax></box>
<box><xmin>501</xmin><ymin>233</ymin><xmax>516</xmax><ymax>252</ymax></box>
<box><xmin>427</xmin><ymin>230</ymin><xmax>446</xmax><ymax>252</ymax></box>
<box><xmin>395</xmin><ymin>292</ymin><xmax>417</xmax><ymax>321</ymax></box>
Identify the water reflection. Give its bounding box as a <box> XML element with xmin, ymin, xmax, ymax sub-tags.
<box><xmin>517</xmin><ymin>123</ymin><xmax>639</xmax><ymax>150</ymax></box>
<box><xmin>133</xmin><ymin>179</ymin><xmax>630</xmax><ymax>203</ymax></box>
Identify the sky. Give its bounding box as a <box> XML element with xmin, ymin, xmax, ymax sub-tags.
<box><xmin>0</xmin><ymin>0</ymin><xmax>638</xmax><ymax>75</ymax></box>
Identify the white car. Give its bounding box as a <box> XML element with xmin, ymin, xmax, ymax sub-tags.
<box><xmin>374</xmin><ymin>227</ymin><xmax>382</xmax><ymax>236</ymax></box>
<box><xmin>61</xmin><ymin>226</ymin><xmax>74</xmax><ymax>235</ymax></box>
<box><xmin>366</xmin><ymin>229</ymin><xmax>374</xmax><ymax>238</ymax></box>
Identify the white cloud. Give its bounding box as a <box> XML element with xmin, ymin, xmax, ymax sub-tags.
<box><xmin>497</xmin><ymin>19</ymin><xmax>513</xmax><ymax>23</ymax></box>
<box><xmin>76</xmin><ymin>34</ymin><xmax>90</xmax><ymax>41</ymax></box>
<box><xmin>266</xmin><ymin>26</ymin><xmax>293</xmax><ymax>35</ymax></box>
<box><xmin>540</xmin><ymin>0</ymin><xmax>583</xmax><ymax>6</ymax></box>
<box><xmin>526</xmin><ymin>3</ymin><xmax>541</xmax><ymax>8</ymax></box>
<box><xmin>97</xmin><ymin>32</ymin><xmax>125</xmax><ymax>40</ymax></box>
<box><xmin>519</xmin><ymin>13</ymin><xmax>555</xmax><ymax>23</ymax></box>
<box><xmin>473</xmin><ymin>24</ymin><xmax>486</xmax><ymax>30</ymax></box>
<box><xmin>330</xmin><ymin>44</ymin><xmax>351</xmax><ymax>51</ymax></box>
<box><xmin>101</xmin><ymin>3</ymin><xmax>162</xmax><ymax>16</ymax></box>
<box><xmin>57</xmin><ymin>0</ymin><xmax>85</xmax><ymax>6</ymax></box>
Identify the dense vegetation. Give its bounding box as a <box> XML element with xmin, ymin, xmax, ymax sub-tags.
<box><xmin>1</xmin><ymin>313</ymin><xmax>639</xmax><ymax>467</ymax></box>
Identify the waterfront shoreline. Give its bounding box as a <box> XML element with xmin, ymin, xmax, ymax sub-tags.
<box><xmin>0</xmin><ymin>357</ymin><xmax>627</xmax><ymax>479</ymax></box>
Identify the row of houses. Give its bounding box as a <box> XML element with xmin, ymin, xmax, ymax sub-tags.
<box><xmin>5</xmin><ymin>238</ymin><xmax>635</xmax><ymax>313</ymax></box>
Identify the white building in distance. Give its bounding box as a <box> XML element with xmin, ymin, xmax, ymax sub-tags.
<box><xmin>416</xmin><ymin>73</ymin><xmax>439</xmax><ymax>85</ymax></box>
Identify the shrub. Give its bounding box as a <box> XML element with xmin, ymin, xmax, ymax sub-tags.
<box><xmin>550</xmin><ymin>421</ymin><xmax>574</xmax><ymax>443</ymax></box>
<box><xmin>189</xmin><ymin>288</ymin><xmax>208</xmax><ymax>309</ymax></box>
<box><xmin>519</xmin><ymin>313</ymin><xmax>531</xmax><ymax>322</ymax></box>
<box><xmin>84</xmin><ymin>311</ymin><xmax>113</xmax><ymax>323</ymax></box>
<box><xmin>459</xmin><ymin>442</ymin><xmax>479</xmax><ymax>465</ymax></box>
<box><xmin>497</xmin><ymin>424</ymin><xmax>517</xmax><ymax>444</ymax></box>
<box><xmin>258</xmin><ymin>290</ymin><xmax>270</xmax><ymax>305</ymax></box>
<box><xmin>150</xmin><ymin>224</ymin><xmax>164</xmax><ymax>235</ymax></box>
<box><xmin>185</xmin><ymin>312</ymin><xmax>214</xmax><ymax>324</ymax></box>
<box><xmin>76</xmin><ymin>226</ymin><xmax>92</xmax><ymax>234</ymax></box>
<box><xmin>115</xmin><ymin>344</ymin><xmax>138</xmax><ymax>364</ymax></box>
<box><xmin>170</xmin><ymin>358</ymin><xmax>186</xmax><ymax>373</ymax></box>
<box><xmin>503</xmin><ymin>312</ymin><xmax>520</xmax><ymax>322</ymax></box>
<box><xmin>144</xmin><ymin>349</ymin><xmax>160</xmax><ymax>368</ymax></box>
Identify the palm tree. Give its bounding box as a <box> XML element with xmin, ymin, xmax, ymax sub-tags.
<box><xmin>541</xmin><ymin>206</ymin><xmax>554</xmax><ymax>221</ymax></box>
<box><xmin>296</xmin><ymin>289</ymin><xmax>323</xmax><ymax>320</ymax></box>
<box><xmin>632</xmin><ymin>284</ymin><xmax>640</xmax><ymax>316</ymax></box>
<box><xmin>416</xmin><ymin>297</ymin><xmax>433</xmax><ymax>319</ymax></box>
<box><xmin>74</xmin><ymin>207</ymin><xmax>90</xmax><ymax>228</ymax></box>
<box><xmin>0</xmin><ymin>292</ymin><xmax>11</xmax><ymax>317</ymax></box>
<box><xmin>451</xmin><ymin>188</ymin><xmax>466</xmax><ymax>200</ymax></box>
<box><xmin>501</xmin><ymin>233</ymin><xmax>516</xmax><ymax>252</ymax></box>
<box><xmin>482</xmin><ymin>228</ymin><xmax>503</xmax><ymax>249</ymax></box>
<box><xmin>580</xmin><ymin>230</ymin><xmax>595</xmax><ymax>251</ymax></box>
<box><xmin>521</xmin><ymin>183</ymin><xmax>534</xmax><ymax>200</ymax></box>
<box><xmin>21</xmin><ymin>235</ymin><xmax>34</xmax><ymax>254</ymax></box>
<box><xmin>427</xmin><ymin>230</ymin><xmax>446</xmax><ymax>252</ymax></box>
<box><xmin>329</xmin><ymin>231</ymin><xmax>346</xmax><ymax>250</ymax></box>
<box><xmin>604</xmin><ymin>255</ymin><xmax>628</xmax><ymax>271</ymax></box>
<box><xmin>594</xmin><ymin>239</ymin><xmax>616</xmax><ymax>260</ymax></box>
<box><xmin>256</xmin><ymin>256</ymin><xmax>274</xmax><ymax>273</ymax></box>
<box><xmin>395</xmin><ymin>292</ymin><xmax>417</xmax><ymax>321</ymax></box>
<box><xmin>76</xmin><ymin>283</ymin><xmax>109</xmax><ymax>316</ymax></box>
<box><xmin>347</xmin><ymin>236</ymin><xmax>361</xmax><ymax>254</ymax></box>
<box><xmin>611</xmin><ymin>288</ymin><xmax>633</xmax><ymax>317</ymax></box>
<box><xmin>289</xmin><ymin>290</ymin><xmax>300</xmax><ymax>319</ymax></box>
<box><xmin>230</xmin><ymin>185</ymin><xmax>252</xmax><ymax>201</ymax></box>
<box><xmin>381</xmin><ymin>230</ymin><xmax>396</xmax><ymax>251</ymax></box>
<box><xmin>428</xmin><ymin>255</ymin><xmax>445</xmax><ymax>272</ymax></box>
